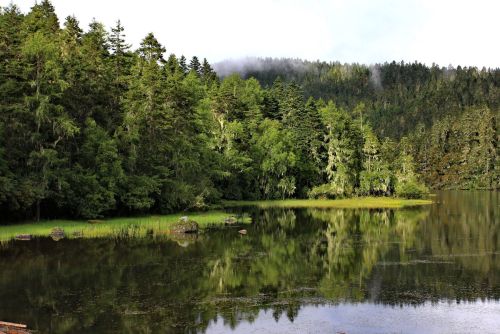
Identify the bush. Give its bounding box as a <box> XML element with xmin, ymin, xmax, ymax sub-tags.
<box><xmin>395</xmin><ymin>180</ymin><xmax>428</xmax><ymax>199</ymax></box>
<box><xmin>359</xmin><ymin>170</ymin><xmax>394</xmax><ymax>196</ymax></box>
<box><xmin>308</xmin><ymin>183</ymin><xmax>340</xmax><ymax>199</ymax></box>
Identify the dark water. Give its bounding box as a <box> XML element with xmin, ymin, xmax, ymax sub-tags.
<box><xmin>0</xmin><ymin>191</ymin><xmax>498</xmax><ymax>333</ymax></box>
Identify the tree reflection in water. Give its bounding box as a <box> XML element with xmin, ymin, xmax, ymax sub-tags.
<box><xmin>0</xmin><ymin>191</ymin><xmax>498</xmax><ymax>333</ymax></box>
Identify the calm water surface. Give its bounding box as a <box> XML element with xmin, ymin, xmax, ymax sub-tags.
<box><xmin>0</xmin><ymin>191</ymin><xmax>498</xmax><ymax>333</ymax></box>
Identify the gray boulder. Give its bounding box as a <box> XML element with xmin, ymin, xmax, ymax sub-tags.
<box><xmin>50</xmin><ymin>227</ymin><xmax>65</xmax><ymax>241</ymax></box>
<box><xmin>170</xmin><ymin>217</ymin><xmax>199</xmax><ymax>234</ymax></box>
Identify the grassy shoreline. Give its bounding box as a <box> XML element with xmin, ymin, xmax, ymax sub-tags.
<box><xmin>0</xmin><ymin>197</ymin><xmax>432</xmax><ymax>243</ymax></box>
<box><xmin>0</xmin><ymin>211</ymin><xmax>246</xmax><ymax>243</ymax></box>
<box><xmin>223</xmin><ymin>197</ymin><xmax>433</xmax><ymax>209</ymax></box>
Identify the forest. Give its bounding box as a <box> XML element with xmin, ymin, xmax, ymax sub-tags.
<box><xmin>0</xmin><ymin>1</ymin><xmax>498</xmax><ymax>221</ymax></box>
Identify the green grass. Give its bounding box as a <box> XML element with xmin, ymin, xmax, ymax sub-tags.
<box><xmin>223</xmin><ymin>197</ymin><xmax>433</xmax><ymax>209</ymax></box>
<box><xmin>0</xmin><ymin>197</ymin><xmax>432</xmax><ymax>243</ymax></box>
<box><xmin>0</xmin><ymin>211</ymin><xmax>249</xmax><ymax>243</ymax></box>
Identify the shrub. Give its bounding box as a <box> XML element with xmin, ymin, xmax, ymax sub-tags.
<box><xmin>395</xmin><ymin>180</ymin><xmax>428</xmax><ymax>199</ymax></box>
<box><xmin>308</xmin><ymin>183</ymin><xmax>340</xmax><ymax>199</ymax></box>
<box><xmin>359</xmin><ymin>170</ymin><xmax>394</xmax><ymax>196</ymax></box>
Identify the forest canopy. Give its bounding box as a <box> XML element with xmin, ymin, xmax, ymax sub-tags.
<box><xmin>0</xmin><ymin>1</ymin><xmax>498</xmax><ymax>221</ymax></box>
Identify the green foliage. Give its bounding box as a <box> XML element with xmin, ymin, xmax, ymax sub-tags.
<box><xmin>252</xmin><ymin>119</ymin><xmax>296</xmax><ymax>199</ymax></box>
<box><xmin>222</xmin><ymin>58</ymin><xmax>499</xmax><ymax>191</ymax></box>
<box><xmin>359</xmin><ymin>169</ymin><xmax>393</xmax><ymax>196</ymax></box>
<box><xmin>308</xmin><ymin>183</ymin><xmax>340</xmax><ymax>199</ymax></box>
<box><xmin>395</xmin><ymin>180</ymin><xmax>429</xmax><ymax>199</ymax></box>
<box><xmin>409</xmin><ymin>106</ymin><xmax>498</xmax><ymax>189</ymax></box>
<box><xmin>0</xmin><ymin>1</ymin><xmax>496</xmax><ymax>222</ymax></box>
<box><xmin>320</xmin><ymin>101</ymin><xmax>363</xmax><ymax>197</ymax></box>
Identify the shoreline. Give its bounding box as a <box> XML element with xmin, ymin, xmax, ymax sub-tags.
<box><xmin>223</xmin><ymin>197</ymin><xmax>433</xmax><ymax>209</ymax></box>
<box><xmin>0</xmin><ymin>211</ymin><xmax>248</xmax><ymax>243</ymax></box>
<box><xmin>0</xmin><ymin>197</ymin><xmax>432</xmax><ymax>243</ymax></box>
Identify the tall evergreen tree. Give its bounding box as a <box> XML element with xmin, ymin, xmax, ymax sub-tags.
<box><xmin>189</xmin><ymin>56</ymin><xmax>201</xmax><ymax>76</ymax></box>
<box><xmin>23</xmin><ymin>0</ymin><xmax>59</xmax><ymax>34</ymax></box>
<box><xmin>165</xmin><ymin>53</ymin><xmax>180</xmax><ymax>75</ymax></box>
<box><xmin>179</xmin><ymin>55</ymin><xmax>188</xmax><ymax>75</ymax></box>
<box><xmin>317</xmin><ymin>101</ymin><xmax>362</xmax><ymax>197</ymax></box>
<box><xmin>109</xmin><ymin>20</ymin><xmax>131</xmax><ymax>78</ymax></box>
<box><xmin>137</xmin><ymin>32</ymin><xmax>165</xmax><ymax>62</ymax></box>
<box><xmin>22</xmin><ymin>30</ymin><xmax>78</xmax><ymax>219</ymax></box>
<box><xmin>201</xmin><ymin>58</ymin><xmax>217</xmax><ymax>85</ymax></box>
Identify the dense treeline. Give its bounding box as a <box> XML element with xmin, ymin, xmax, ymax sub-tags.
<box><xmin>215</xmin><ymin>57</ymin><xmax>499</xmax><ymax>137</ymax></box>
<box><xmin>0</xmin><ymin>2</ymin><xmax>496</xmax><ymax>221</ymax></box>
<box><xmin>215</xmin><ymin>58</ymin><xmax>499</xmax><ymax>189</ymax></box>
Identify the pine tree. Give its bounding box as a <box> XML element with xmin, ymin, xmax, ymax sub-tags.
<box><xmin>319</xmin><ymin>101</ymin><xmax>362</xmax><ymax>197</ymax></box>
<box><xmin>109</xmin><ymin>20</ymin><xmax>131</xmax><ymax>78</ymax></box>
<box><xmin>286</xmin><ymin>96</ymin><xmax>325</xmax><ymax>194</ymax></box>
<box><xmin>65</xmin><ymin>118</ymin><xmax>123</xmax><ymax>218</ymax></box>
<box><xmin>201</xmin><ymin>58</ymin><xmax>217</xmax><ymax>84</ymax></box>
<box><xmin>359</xmin><ymin>125</ymin><xmax>393</xmax><ymax>195</ymax></box>
<box><xmin>270</xmin><ymin>77</ymin><xmax>286</xmax><ymax>119</ymax></box>
<box><xmin>23</xmin><ymin>0</ymin><xmax>59</xmax><ymax>34</ymax></box>
<box><xmin>60</xmin><ymin>16</ymin><xmax>87</xmax><ymax>125</ymax></box>
<box><xmin>109</xmin><ymin>20</ymin><xmax>130</xmax><ymax>56</ymax></box>
<box><xmin>22</xmin><ymin>30</ymin><xmax>79</xmax><ymax>220</ymax></box>
<box><xmin>84</xmin><ymin>19</ymin><xmax>109</xmax><ymax>57</ymax></box>
<box><xmin>165</xmin><ymin>53</ymin><xmax>180</xmax><ymax>75</ymax></box>
<box><xmin>138</xmin><ymin>32</ymin><xmax>166</xmax><ymax>63</ymax></box>
<box><xmin>62</xmin><ymin>15</ymin><xmax>82</xmax><ymax>42</ymax></box>
<box><xmin>281</xmin><ymin>82</ymin><xmax>304</xmax><ymax>126</ymax></box>
<box><xmin>0</xmin><ymin>4</ymin><xmax>25</xmax><ymax>212</ymax></box>
<box><xmin>189</xmin><ymin>56</ymin><xmax>201</xmax><ymax>76</ymax></box>
<box><xmin>179</xmin><ymin>55</ymin><xmax>188</xmax><ymax>75</ymax></box>
<box><xmin>261</xmin><ymin>90</ymin><xmax>280</xmax><ymax>120</ymax></box>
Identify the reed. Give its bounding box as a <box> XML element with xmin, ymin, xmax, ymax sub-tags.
<box><xmin>0</xmin><ymin>211</ymin><xmax>250</xmax><ymax>243</ymax></box>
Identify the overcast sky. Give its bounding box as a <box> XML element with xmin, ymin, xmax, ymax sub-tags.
<box><xmin>16</xmin><ymin>0</ymin><xmax>500</xmax><ymax>68</ymax></box>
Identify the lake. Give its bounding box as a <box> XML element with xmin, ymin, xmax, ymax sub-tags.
<box><xmin>0</xmin><ymin>191</ymin><xmax>498</xmax><ymax>333</ymax></box>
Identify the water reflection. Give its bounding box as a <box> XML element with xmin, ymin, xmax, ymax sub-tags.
<box><xmin>0</xmin><ymin>191</ymin><xmax>498</xmax><ymax>333</ymax></box>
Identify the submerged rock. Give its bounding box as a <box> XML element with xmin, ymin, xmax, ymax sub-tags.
<box><xmin>170</xmin><ymin>217</ymin><xmax>199</xmax><ymax>234</ymax></box>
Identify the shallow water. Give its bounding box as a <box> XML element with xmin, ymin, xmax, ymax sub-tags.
<box><xmin>0</xmin><ymin>191</ymin><xmax>498</xmax><ymax>333</ymax></box>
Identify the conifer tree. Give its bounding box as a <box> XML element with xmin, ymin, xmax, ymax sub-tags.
<box><xmin>189</xmin><ymin>56</ymin><xmax>201</xmax><ymax>76</ymax></box>
<box><xmin>109</xmin><ymin>20</ymin><xmax>131</xmax><ymax>77</ymax></box>
<box><xmin>138</xmin><ymin>32</ymin><xmax>166</xmax><ymax>62</ymax></box>
<box><xmin>109</xmin><ymin>20</ymin><xmax>130</xmax><ymax>57</ymax></box>
<box><xmin>165</xmin><ymin>53</ymin><xmax>180</xmax><ymax>75</ymax></box>
<box><xmin>22</xmin><ymin>30</ymin><xmax>78</xmax><ymax>220</ymax></box>
<box><xmin>201</xmin><ymin>58</ymin><xmax>217</xmax><ymax>84</ymax></box>
<box><xmin>23</xmin><ymin>0</ymin><xmax>59</xmax><ymax>34</ymax></box>
<box><xmin>179</xmin><ymin>55</ymin><xmax>188</xmax><ymax>74</ymax></box>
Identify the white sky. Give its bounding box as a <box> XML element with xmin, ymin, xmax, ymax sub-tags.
<box><xmin>14</xmin><ymin>0</ymin><xmax>500</xmax><ymax>68</ymax></box>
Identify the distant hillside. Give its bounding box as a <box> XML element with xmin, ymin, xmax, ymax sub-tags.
<box><xmin>214</xmin><ymin>57</ymin><xmax>500</xmax><ymax>139</ymax></box>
